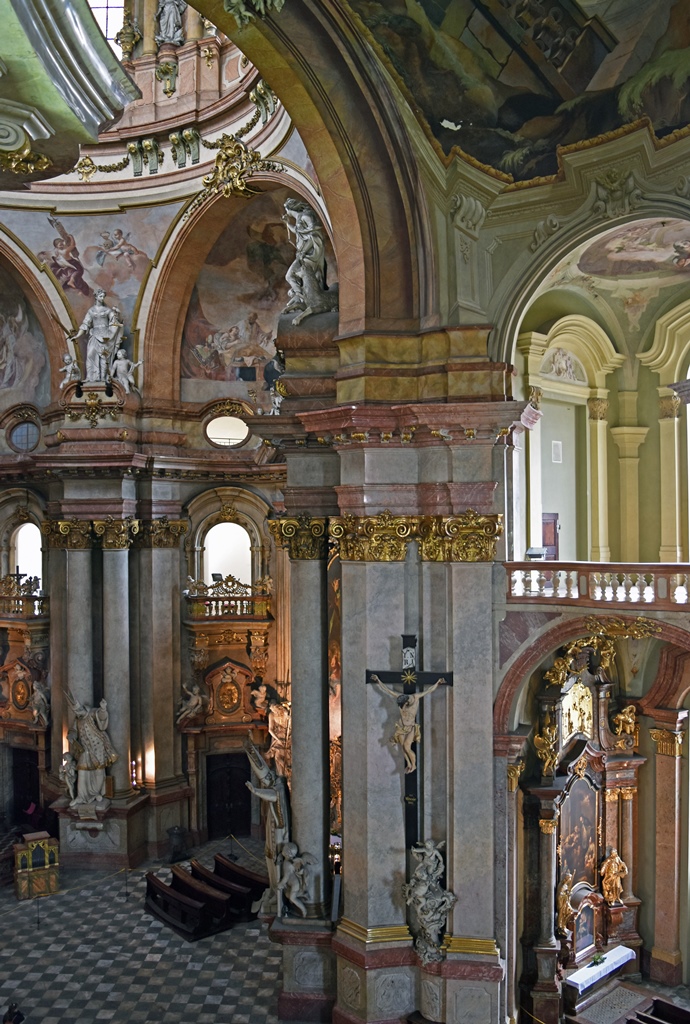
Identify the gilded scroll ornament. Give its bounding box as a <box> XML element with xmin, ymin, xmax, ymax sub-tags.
<box><xmin>93</xmin><ymin>516</ymin><xmax>140</xmax><ymax>549</ymax></box>
<box><xmin>0</xmin><ymin>573</ymin><xmax>40</xmax><ymax>597</ymax></box>
<box><xmin>74</xmin><ymin>153</ymin><xmax>130</xmax><ymax>184</ymax></box>
<box><xmin>185</xmin><ymin>135</ymin><xmax>282</xmax><ymax>219</ymax></box>
<box><xmin>269</xmin><ymin>516</ymin><xmax>327</xmax><ymax>560</ymax></box>
<box><xmin>67</xmin><ymin>391</ymin><xmax>120</xmax><ymax>428</ymax></box>
<box><xmin>583</xmin><ymin>615</ymin><xmax>661</xmax><ymax>640</ymax></box>
<box><xmin>534</xmin><ymin>717</ymin><xmax>559</xmax><ymax>776</ymax></box>
<box><xmin>506</xmin><ymin>760</ymin><xmax>525</xmax><ymax>793</ymax></box>
<box><xmin>138</xmin><ymin>517</ymin><xmax>188</xmax><ymax>548</ymax></box>
<box><xmin>0</xmin><ymin>141</ymin><xmax>51</xmax><ymax>176</ymax></box>
<box><xmin>649</xmin><ymin>728</ymin><xmax>685</xmax><ymax>757</ymax></box>
<box><xmin>41</xmin><ymin>519</ymin><xmax>92</xmax><ymax>550</ymax></box>
<box><xmin>418</xmin><ymin>511</ymin><xmax>503</xmax><ymax>563</ymax></box>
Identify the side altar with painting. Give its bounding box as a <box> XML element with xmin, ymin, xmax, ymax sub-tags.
<box><xmin>519</xmin><ymin>617</ymin><xmax>654</xmax><ymax>1024</ymax></box>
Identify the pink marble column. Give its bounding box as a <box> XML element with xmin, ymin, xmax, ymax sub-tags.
<box><xmin>619</xmin><ymin>787</ymin><xmax>635</xmax><ymax>901</ymax></box>
<box><xmin>649</xmin><ymin>710</ymin><xmax>688</xmax><ymax>985</ymax></box>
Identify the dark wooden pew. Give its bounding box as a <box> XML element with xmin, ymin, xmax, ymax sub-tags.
<box><xmin>169</xmin><ymin>864</ymin><xmax>235</xmax><ymax>928</ymax></box>
<box><xmin>189</xmin><ymin>858</ymin><xmax>256</xmax><ymax>920</ymax></box>
<box><xmin>649</xmin><ymin>1004</ymin><xmax>690</xmax><ymax>1024</ymax></box>
<box><xmin>144</xmin><ymin>872</ymin><xmax>212</xmax><ymax>941</ymax></box>
<box><xmin>213</xmin><ymin>853</ymin><xmax>269</xmax><ymax>903</ymax></box>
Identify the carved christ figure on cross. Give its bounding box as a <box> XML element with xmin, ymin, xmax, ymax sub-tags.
<box><xmin>371</xmin><ymin>674</ymin><xmax>444</xmax><ymax>773</ymax></box>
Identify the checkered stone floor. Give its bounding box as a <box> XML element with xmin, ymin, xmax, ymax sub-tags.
<box><xmin>0</xmin><ymin>836</ymin><xmax>298</xmax><ymax>1024</ymax></box>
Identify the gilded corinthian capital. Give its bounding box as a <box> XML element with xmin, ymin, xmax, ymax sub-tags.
<box><xmin>329</xmin><ymin>511</ymin><xmax>415</xmax><ymax>562</ymax></box>
<box><xmin>41</xmin><ymin>518</ymin><xmax>92</xmax><ymax>549</ymax></box>
<box><xmin>269</xmin><ymin>516</ymin><xmax>327</xmax><ymax>559</ymax></box>
<box><xmin>93</xmin><ymin>516</ymin><xmax>140</xmax><ymax>549</ymax></box>
<box><xmin>418</xmin><ymin>512</ymin><xmax>502</xmax><ymax>562</ymax></box>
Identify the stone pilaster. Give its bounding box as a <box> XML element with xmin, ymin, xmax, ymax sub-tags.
<box><xmin>609</xmin><ymin>427</ymin><xmax>648</xmax><ymax>561</ymax></box>
<box><xmin>495</xmin><ymin>738</ymin><xmax>525</xmax><ymax>1024</ymax></box>
<box><xmin>587</xmin><ymin>396</ymin><xmax>610</xmax><ymax>561</ymax></box>
<box><xmin>657</xmin><ymin>391</ymin><xmax>682</xmax><ymax>562</ymax></box>
<box><xmin>649</xmin><ymin>711</ymin><xmax>687</xmax><ymax>984</ymax></box>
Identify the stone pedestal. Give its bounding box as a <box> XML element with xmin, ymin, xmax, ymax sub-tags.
<box><xmin>271</xmin><ymin>918</ymin><xmax>336</xmax><ymax>1021</ymax></box>
<box><xmin>53</xmin><ymin>791</ymin><xmax>150</xmax><ymax>868</ymax></box>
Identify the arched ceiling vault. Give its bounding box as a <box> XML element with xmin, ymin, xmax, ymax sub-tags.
<box><xmin>192</xmin><ymin>0</ymin><xmax>435</xmax><ymax>335</ymax></box>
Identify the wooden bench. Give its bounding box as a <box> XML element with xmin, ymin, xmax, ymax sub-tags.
<box><xmin>213</xmin><ymin>853</ymin><xmax>269</xmax><ymax>902</ymax></box>
<box><xmin>189</xmin><ymin>859</ymin><xmax>256</xmax><ymax>920</ymax></box>
<box><xmin>169</xmin><ymin>865</ymin><xmax>236</xmax><ymax>929</ymax></box>
<box><xmin>144</xmin><ymin>872</ymin><xmax>213</xmax><ymax>941</ymax></box>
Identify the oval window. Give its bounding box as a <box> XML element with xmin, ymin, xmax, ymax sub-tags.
<box><xmin>205</xmin><ymin>415</ymin><xmax>250</xmax><ymax>448</ymax></box>
<box><xmin>9</xmin><ymin>421</ymin><xmax>40</xmax><ymax>452</ymax></box>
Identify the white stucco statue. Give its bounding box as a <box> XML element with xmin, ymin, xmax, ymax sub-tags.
<box><xmin>70</xmin><ymin>289</ymin><xmax>124</xmax><ymax>382</ymax></box>
<box><xmin>65</xmin><ymin>690</ymin><xmax>118</xmax><ymax>807</ymax></box>
<box><xmin>282</xmin><ymin>198</ymin><xmax>338</xmax><ymax>326</ymax></box>
<box><xmin>402</xmin><ymin>839</ymin><xmax>457</xmax><ymax>965</ymax></box>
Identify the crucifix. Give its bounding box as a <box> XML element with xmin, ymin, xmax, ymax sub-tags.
<box><xmin>367</xmin><ymin>634</ymin><xmax>452</xmax><ymax>847</ymax></box>
<box><xmin>8</xmin><ymin>565</ymin><xmax>26</xmax><ymax>589</ymax></box>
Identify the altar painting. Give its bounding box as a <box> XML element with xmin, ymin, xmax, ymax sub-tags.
<box><xmin>574</xmin><ymin>904</ymin><xmax>595</xmax><ymax>959</ymax></box>
<box><xmin>559</xmin><ymin>777</ymin><xmax>597</xmax><ymax>886</ymax></box>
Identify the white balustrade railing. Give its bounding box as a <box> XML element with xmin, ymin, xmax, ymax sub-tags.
<box><xmin>506</xmin><ymin>562</ymin><xmax>690</xmax><ymax>608</ymax></box>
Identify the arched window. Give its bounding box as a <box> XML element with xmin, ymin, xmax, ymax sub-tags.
<box><xmin>203</xmin><ymin>523</ymin><xmax>252</xmax><ymax>586</ymax></box>
<box><xmin>12</xmin><ymin>522</ymin><xmax>42</xmax><ymax>589</ymax></box>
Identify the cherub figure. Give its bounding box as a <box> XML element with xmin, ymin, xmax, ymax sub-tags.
<box><xmin>371</xmin><ymin>674</ymin><xmax>444</xmax><ymax>773</ymax></box>
<box><xmin>111</xmin><ymin>348</ymin><xmax>142</xmax><ymax>394</ymax></box>
<box><xmin>613</xmin><ymin>705</ymin><xmax>636</xmax><ymax>736</ymax></box>
<box><xmin>58</xmin><ymin>353</ymin><xmax>82</xmax><ymax>388</ymax></box>
<box><xmin>276</xmin><ymin>841</ymin><xmax>315</xmax><ymax>917</ymax></box>
<box><xmin>176</xmin><ymin>683</ymin><xmax>206</xmax><ymax>725</ymax></box>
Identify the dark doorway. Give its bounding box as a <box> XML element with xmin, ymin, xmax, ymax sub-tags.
<box><xmin>206</xmin><ymin>753</ymin><xmax>251</xmax><ymax>841</ymax></box>
<box><xmin>542</xmin><ymin>512</ymin><xmax>560</xmax><ymax>560</ymax></box>
<box><xmin>12</xmin><ymin>748</ymin><xmax>39</xmax><ymax>827</ymax></box>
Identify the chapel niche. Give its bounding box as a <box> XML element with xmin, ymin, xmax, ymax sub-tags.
<box><xmin>519</xmin><ymin>617</ymin><xmax>656</xmax><ymax>1023</ymax></box>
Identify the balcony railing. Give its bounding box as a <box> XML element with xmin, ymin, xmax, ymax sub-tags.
<box><xmin>183</xmin><ymin>573</ymin><xmax>272</xmax><ymax>621</ymax></box>
<box><xmin>0</xmin><ymin>594</ymin><xmax>49</xmax><ymax>617</ymax></box>
<box><xmin>506</xmin><ymin>562</ymin><xmax>690</xmax><ymax>609</ymax></box>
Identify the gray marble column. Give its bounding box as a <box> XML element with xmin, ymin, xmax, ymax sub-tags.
<box><xmin>102</xmin><ymin>542</ymin><xmax>133</xmax><ymax>798</ymax></box>
<box><xmin>66</xmin><ymin>547</ymin><xmax>94</xmax><ymax>707</ymax></box>
<box><xmin>288</xmin><ymin>553</ymin><xmax>329</xmax><ymax>914</ymax></box>
<box><xmin>538</xmin><ymin>817</ymin><xmax>558</xmax><ymax>948</ymax></box>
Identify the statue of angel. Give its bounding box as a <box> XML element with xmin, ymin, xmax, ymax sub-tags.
<box><xmin>276</xmin><ymin>841</ymin><xmax>315</xmax><ymax>917</ymax></box>
<box><xmin>176</xmin><ymin>683</ymin><xmax>206</xmax><ymax>725</ymax></box>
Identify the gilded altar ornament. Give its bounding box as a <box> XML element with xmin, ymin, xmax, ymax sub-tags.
<box><xmin>561</xmin><ymin>680</ymin><xmax>593</xmax><ymax>740</ymax></box>
<box><xmin>572</xmin><ymin>754</ymin><xmax>588</xmax><ymax>778</ymax></box>
<box><xmin>201</xmin><ymin>46</ymin><xmax>216</xmax><ymax>69</ymax></box>
<box><xmin>115</xmin><ymin>9</ymin><xmax>142</xmax><ymax>59</ymax></box>
<box><xmin>612</xmin><ymin>704</ymin><xmax>637</xmax><ymax>736</ymax></box>
<box><xmin>534</xmin><ymin>715</ymin><xmax>559</xmax><ymax>776</ymax></box>
<box><xmin>155</xmin><ymin>61</ymin><xmax>178</xmax><ymax>98</ymax></box>
<box><xmin>67</xmin><ymin>391</ymin><xmax>120</xmax><ymax>428</ymax></box>
<box><xmin>269</xmin><ymin>516</ymin><xmax>327</xmax><ymax>560</ymax></box>
<box><xmin>402</xmin><ymin>840</ymin><xmax>457</xmax><ymax>965</ymax></box>
<box><xmin>583</xmin><ymin>615</ymin><xmax>661</xmax><ymax>640</ymax></box>
<box><xmin>600</xmin><ymin>848</ymin><xmax>628</xmax><ymax>904</ymax></box>
<box><xmin>0</xmin><ymin>140</ymin><xmax>51</xmax><ymax>176</ymax></box>
<box><xmin>556</xmin><ymin>869</ymin><xmax>574</xmax><ymax>934</ymax></box>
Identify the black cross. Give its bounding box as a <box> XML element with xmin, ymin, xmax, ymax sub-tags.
<box><xmin>366</xmin><ymin>634</ymin><xmax>452</xmax><ymax>847</ymax></box>
<box><xmin>8</xmin><ymin>565</ymin><xmax>26</xmax><ymax>588</ymax></box>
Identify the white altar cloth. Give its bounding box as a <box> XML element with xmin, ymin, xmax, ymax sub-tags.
<box><xmin>564</xmin><ymin>945</ymin><xmax>636</xmax><ymax>994</ymax></box>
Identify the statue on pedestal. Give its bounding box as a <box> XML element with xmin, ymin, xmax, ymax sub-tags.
<box><xmin>600</xmin><ymin>848</ymin><xmax>627</xmax><ymax>904</ymax></box>
<box><xmin>402</xmin><ymin>839</ymin><xmax>456</xmax><ymax>965</ymax></box>
<box><xmin>282</xmin><ymin>198</ymin><xmax>338</xmax><ymax>326</ymax></box>
<box><xmin>176</xmin><ymin>683</ymin><xmax>207</xmax><ymax>725</ymax></box>
<box><xmin>65</xmin><ymin>691</ymin><xmax>118</xmax><ymax>808</ymax></box>
<box><xmin>31</xmin><ymin>678</ymin><xmax>50</xmax><ymax>727</ymax></box>
<box><xmin>276</xmin><ymin>841</ymin><xmax>315</xmax><ymax>918</ymax></box>
<box><xmin>70</xmin><ymin>289</ymin><xmax>124</xmax><ymax>383</ymax></box>
<box><xmin>155</xmin><ymin>0</ymin><xmax>187</xmax><ymax>45</ymax></box>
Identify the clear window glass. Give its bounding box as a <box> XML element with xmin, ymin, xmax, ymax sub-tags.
<box><xmin>9</xmin><ymin>421</ymin><xmax>40</xmax><ymax>452</ymax></box>
<box><xmin>205</xmin><ymin>415</ymin><xmax>250</xmax><ymax>448</ymax></box>
<box><xmin>204</xmin><ymin>523</ymin><xmax>252</xmax><ymax>585</ymax></box>
<box><xmin>14</xmin><ymin>523</ymin><xmax>42</xmax><ymax>589</ymax></box>
<box><xmin>86</xmin><ymin>1</ymin><xmax>125</xmax><ymax>56</ymax></box>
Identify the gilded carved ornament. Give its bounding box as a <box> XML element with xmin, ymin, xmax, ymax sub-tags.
<box><xmin>506</xmin><ymin>760</ymin><xmax>525</xmax><ymax>792</ymax></box>
<box><xmin>92</xmin><ymin>516</ymin><xmax>140</xmax><ymax>549</ymax></box>
<box><xmin>534</xmin><ymin>717</ymin><xmax>559</xmax><ymax>776</ymax></box>
<box><xmin>269</xmin><ymin>516</ymin><xmax>327</xmax><ymax>560</ymax></box>
<box><xmin>74</xmin><ymin>153</ymin><xmax>130</xmax><ymax>184</ymax></box>
<box><xmin>66</xmin><ymin>391</ymin><xmax>121</xmax><ymax>428</ymax></box>
<box><xmin>649</xmin><ymin>728</ymin><xmax>685</xmax><ymax>757</ymax></box>
<box><xmin>620</xmin><ymin>787</ymin><xmax>636</xmax><ymax>800</ymax></box>
<box><xmin>604</xmin><ymin>788</ymin><xmax>620</xmax><ymax>802</ymax></box>
<box><xmin>328</xmin><ymin>510</ymin><xmax>502</xmax><ymax>563</ymax></box>
<box><xmin>572</xmin><ymin>755</ymin><xmax>588</xmax><ymax>778</ymax></box>
<box><xmin>612</xmin><ymin>704</ymin><xmax>637</xmax><ymax>737</ymax></box>
<box><xmin>539</xmin><ymin>817</ymin><xmax>559</xmax><ymax>835</ymax></box>
<box><xmin>0</xmin><ymin>573</ymin><xmax>40</xmax><ymax>597</ymax></box>
<box><xmin>185</xmin><ymin>134</ymin><xmax>282</xmax><ymax>219</ymax></box>
<box><xmin>41</xmin><ymin>518</ymin><xmax>92</xmax><ymax>550</ymax></box>
<box><xmin>0</xmin><ymin>140</ymin><xmax>51</xmax><ymax>176</ymax></box>
<box><xmin>583</xmin><ymin>615</ymin><xmax>661</xmax><ymax>641</ymax></box>
<box><xmin>138</xmin><ymin>517</ymin><xmax>188</xmax><ymax>548</ymax></box>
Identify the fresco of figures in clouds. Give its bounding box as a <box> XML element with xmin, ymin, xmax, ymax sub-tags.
<box><xmin>539</xmin><ymin>218</ymin><xmax>690</xmax><ymax>340</ymax></box>
<box><xmin>180</xmin><ymin>188</ymin><xmax>337</xmax><ymax>414</ymax></box>
<box><xmin>0</xmin><ymin>201</ymin><xmax>184</xmax><ymax>348</ymax></box>
<box><xmin>0</xmin><ymin>264</ymin><xmax>50</xmax><ymax>411</ymax></box>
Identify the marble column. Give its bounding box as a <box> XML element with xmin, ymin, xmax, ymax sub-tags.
<box><xmin>609</xmin><ymin>427</ymin><xmax>648</xmax><ymax>561</ymax></box>
<box><xmin>587</xmin><ymin>396</ymin><xmax>610</xmax><ymax>561</ymax></box>
<box><xmin>604</xmin><ymin>787</ymin><xmax>620</xmax><ymax>856</ymax></box>
<box><xmin>619</xmin><ymin>787</ymin><xmax>635</xmax><ymax>901</ymax></box>
<box><xmin>59</xmin><ymin>524</ymin><xmax>95</xmax><ymax>708</ymax></box>
<box><xmin>538</xmin><ymin>816</ymin><xmax>558</xmax><ymax>948</ymax></box>
<box><xmin>525</xmin><ymin>392</ymin><xmax>544</xmax><ymax>552</ymax></box>
<box><xmin>649</xmin><ymin>714</ymin><xmax>687</xmax><ymax>984</ymax></box>
<box><xmin>95</xmin><ymin>518</ymin><xmax>137</xmax><ymax>799</ymax></box>
<box><xmin>657</xmin><ymin>392</ymin><xmax>682</xmax><ymax>562</ymax></box>
<box><xmin>495</xmin><ymin>742</ymin><xmax>525</xmax><ymax>1024</ymax></box>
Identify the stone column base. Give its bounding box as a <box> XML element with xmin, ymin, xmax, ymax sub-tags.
<box><xmin>270</xmin><ymin>917</ymin><xmax>335</xmax><ymax>1021</ymax></box>
<box><xmin>333</xmin><ymin>931</ymin><xmax>417</xmax><ymax>1024</ymax></box>
<box><xmin>649</xmin><ymin>947</ymin><xmax>683</xmax><ymax>986</ymax></box>
<box><xmin>53</xmin><ymin>791</ymin><xmax>150</xmax><ymax>868</ymax></box>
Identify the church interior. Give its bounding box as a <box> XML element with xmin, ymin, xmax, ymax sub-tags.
<box><xmin>1</xmin><ymin>1</ymin><xmax>690</xmax><ymax>1022</ymax></box>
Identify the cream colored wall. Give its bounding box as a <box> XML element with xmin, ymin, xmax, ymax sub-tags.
<box><xmin>637</xmin><ymin>368</ymin><xmax>663</xmax><ymax>563</ymax></box>
<box><xmin>539</xmin><ymin>399</ymin><xmax>580</xmax><ymax>561</ymax></box>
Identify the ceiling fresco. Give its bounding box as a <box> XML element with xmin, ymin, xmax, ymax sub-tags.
<box><xmin>347</xmin><ymin>0</ymin><xmax>690</xmax><ymax>181</ymax></box>
<box><xmin>529</xmin><ymin>218</ymin><xmax>690</xmax><ymax>348</ymax></box>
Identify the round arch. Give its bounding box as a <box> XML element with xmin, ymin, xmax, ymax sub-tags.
<box><xmin>191</xmin><ymin>0</ymin><xmax>434</xmax><ymax>334</ymax></box>
<box><xmin>185</xmin><ymin>485</ymin><xmax>274</xmax><ymax>582</ymax></box>
<box><xmin>493</xmin><ymin>614</ymin><xmax>690</xmax><ymax>736</ymax></box>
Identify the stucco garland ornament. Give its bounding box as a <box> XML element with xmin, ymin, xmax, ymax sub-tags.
<box><xmin>183</xmin><ymin>134</ymin><xmax>282</xmax><ymax>219</ymax></box>
<box><xmin>224</xmin><ymin>0</ymin><xmax>286</xmax><ymax>29</ymax></box>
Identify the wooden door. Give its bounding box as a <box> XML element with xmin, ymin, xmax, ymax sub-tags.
<box><xmin>542</xmin><ymin>512</ymin><xmax>560</xmax><ymax>560</ymax></box>
<box><xmin>206</xmin><ymin>753</ymin><xmax>251</xmax><ymax>841</ymax></box>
